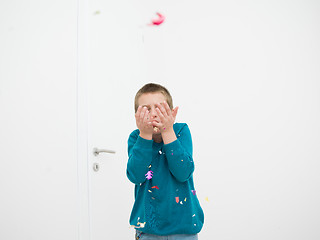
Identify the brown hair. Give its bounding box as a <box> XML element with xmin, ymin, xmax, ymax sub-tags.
<box><xmin>134</xmin><ymin>83</ymin><xmax>173</xmax><ymax>112</ymax></box>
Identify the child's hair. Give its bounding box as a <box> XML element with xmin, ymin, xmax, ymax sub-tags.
<box><xmin>134</xmin><ymin>83</ymin><xmax>173</xmax><ymax>112</ymax></box>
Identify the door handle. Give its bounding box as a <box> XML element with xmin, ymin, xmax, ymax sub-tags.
<box><xmin>93</xmin><ymin>148</ymin><xmax>116</xmax><ymax>156</ymax></box>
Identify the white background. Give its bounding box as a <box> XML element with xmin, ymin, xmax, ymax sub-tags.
<box><xmin>1</xmin><ymin>0</ymin><xmax>320</xmax><ymax>239</ymax></box>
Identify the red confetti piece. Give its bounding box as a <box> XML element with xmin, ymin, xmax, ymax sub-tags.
<box><xmin>152</xmin><ymin>186</ymin><xmax>159</xmax><ymax>189</ymax></box>
<box><xmin>176</xmin><ymin>197</ymin><xmax>179</xmax><ymax>203</ymax></box>
<box><xmin>149</xmin><ymin>12</ymin><xmax>165</xmax><ymax>26</ymax></box>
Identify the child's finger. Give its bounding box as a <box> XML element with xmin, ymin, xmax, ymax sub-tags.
<box><xmin>156</xmin><ymin>107</ymin><xmax>165</xmax><ymax>121</ymax></box>
<box><xmin>152</xmin><ymin>120</ymin><xmax>161</xmax><ymax>128</ymax></box>
<box><xmin>172</xmin><ymin>106</ymin><xmax>179</xmax><ymax>118</ymax></box>
<box><xmin>163</xmin><ymin>101</ymin><xmax>172</xmax><ymax>116</ymax></box>
<box><xmin>143</xmin><ymin>110</ymin><xmax>150</xmax><ymax>124</ymax></box>
<box><xmin>139</xmin><ymin>107</ymin><xmax>147</xmax><ymax>120</ymax></box>
<box><xmin>135</xmin><ymin>106</ymin><xmax>142</xmax><ymax>119</ymax></box>
<box><xmin>156</xmin><ymin>103</ymin><xmax>168</xmax><ymax>117</ymax></box>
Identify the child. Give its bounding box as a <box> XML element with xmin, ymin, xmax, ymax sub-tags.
<box><xmin>127</xmin><ymin>83</ymin><xmax>204</xmax><ymax>240</ymax></box>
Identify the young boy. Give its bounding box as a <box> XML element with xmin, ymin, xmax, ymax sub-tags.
<box><xmin>127</xmin><ymin>83</ymin><xmax>204</xmax><ymax>240</ymax></box>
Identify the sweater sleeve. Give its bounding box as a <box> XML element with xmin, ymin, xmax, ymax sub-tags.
<box><xmin>162</xmin><ymin>124</ymin><xmax>195</xmax><ymax>182</ymax></box>
<box><xmin>126</xmin><ymin>130</ymin><xmax>153</xmax><ymax>185</ymax></box>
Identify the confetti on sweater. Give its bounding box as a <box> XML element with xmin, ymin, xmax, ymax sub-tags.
<box><xmin>180</xmin><ymin>201</ymin><xmax>183</xmax><ymax>204</ymax></box>
<box><xmin>176</xmin><ymin>197</ymin><xmax>179</xmax><ymax>203</ymax></box>
<box><xmin>191</xmin><ymin>190</ymin><xmax>196</xmax><ymax>195</ymax></box>
<box><xmin>152</xmin><ymin>186</ymin><xmax>159</xmax><ymax>189</ymax></box>
<box><xmin>137</xmin><ymin>222</ymin><xmax>146</xmax><ymax>228</ymax></box>
<box><xmin>145</xmin><ymin>171</ymin><xmax>153</xmax><ymax>180</ymax></box>
<box><xmin>148</xmin><ymin>190</ymin><xmax>152</xmax><ymax>193</ymax></box>
<box><xmin>149</xmin><ymin>12</ymin><xmax>165</xmax><ymax>26</ymax></box>
<box><xmin>184</xmin><ymin>198</ymin><xmax>187</xmax><ymax>202</ymax></box>
<box><xmin>192</xmin><ymin>214</ymin><xmax>196</xmax><ymax>217</ymax></box>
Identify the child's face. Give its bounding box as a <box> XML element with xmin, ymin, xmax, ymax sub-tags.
<box><xmin>138</xmin><ymin>92</ymin><xmax>167</xmax><ymax>134</ymax></box>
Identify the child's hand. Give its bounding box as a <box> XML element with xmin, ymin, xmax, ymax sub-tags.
<box><xmin>135</xmin><ymin>106</ymin><xmax>153</xmax><ymax>139</ymax></box>
<box><xmin>153</xmin><ymin>101</ymin><xmax>179</xmax><ymax>133</ymax></box>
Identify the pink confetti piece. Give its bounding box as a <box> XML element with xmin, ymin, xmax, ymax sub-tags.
<box><xmin>145</xmin><ymin>171</ymin><xmax>153</xmax><ymax>180</ymax></box>
<box><xmin>191</xmin><ymin>190</ymin><xmax>196</xmax><ymax>195</ymax></box>
<box><xmin>149</xmin><ymin>12</ymin><xmax>165</xmax><ymax>26</ymax></box>
<box><xmin>176</xmin><ymin>197</ymin><xmax>179</xmax><ymax>203</ymax></box>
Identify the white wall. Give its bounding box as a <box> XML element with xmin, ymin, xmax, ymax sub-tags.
<box><xmin>131</xmin><ymin>1</ymin><xmax>320</xmax><ymax>239</ymax></box>
<box><xmin>0</xmin><ymin>1</ymin><xmax>79</xmax><ymax>239</ymax></box>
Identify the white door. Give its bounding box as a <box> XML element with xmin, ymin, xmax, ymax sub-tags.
<box><xmin>87</xmin><ymin>1</ymin><xmax>145</xmax><ymax>239</ymax></box>
<box><xmin>86</xmin><ymin>1</ymin><xmax>182</xmax><ymax>239</ymax></box>
<box><xmin>86</xmin><ymin>1</ymin><xmax>320</xmax><ymax>240</ymax></box>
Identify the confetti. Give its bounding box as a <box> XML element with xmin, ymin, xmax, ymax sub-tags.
<box><xmin>184</xmin><ymin>198</ymin><xmax>187</xmax><ymax>202</ymax></box>
<box><xmin>181</xmin><ymin>160</ymin><xmax>184</xmax><ymax>162</ymax></box>
<box><xmin>152</xmin><ymin>186</ymin><xmax>159</xmax><ymax>189</ymax></box>
<box><xmin>163</xmin><ymin>127</ymin><xmax>166</xmax><ymax>130</ymax></box>
<box><xmin>148</xmin><ymin>165</ymin><xmax>152</xmax><ymax>168</ymax></box>
<box><xmin>137</xmin><ymin>222</ymin><xmax>146</xmax><ymax>228</ymax></box>
<box><xmin>205</xmin><ymin>197</ymin><xmax>209</xmax><ymax>202</ymax></box>
<box><xmin>191</xmin><ymin>190</ymin><xmax>196</xmax><ymax>195</ymax></box>
<box><xmin>192</xmin><ymin>214</ymin><xmax>196</xmax><ymax>217</ymax></box>
<box><xmin>149</xmin><ymin>12</ymin><xmax>165</xmax><ymax>26</ymax></box>
<box><xmin>176</xmin><ymin>197</ymin><xmax>179</xmax><ymax>203</ymax></box>
<box><xmin>159</xmin><ymin>150</ymin><xmax>162</xmax><ymax>154</ymax></box>
<box><xmin>180</xmin><ymin>201</ymin><xmax>183</xmax><ymax>204</ymax></box>
<box><xmin>145</xmin><ymin>171</ymin><xmax>153</xmax><ymax>180</ymax></box>
<box><xmin>148</xmin><ymin>190</ymin><xmax>152</xmax><ymax>193</ymax></box>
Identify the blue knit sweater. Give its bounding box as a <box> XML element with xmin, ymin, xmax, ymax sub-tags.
<box><xmin>127</xmin><ymin>123</ymin><xmax>204</xmax><ymax>236</ymax></box>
